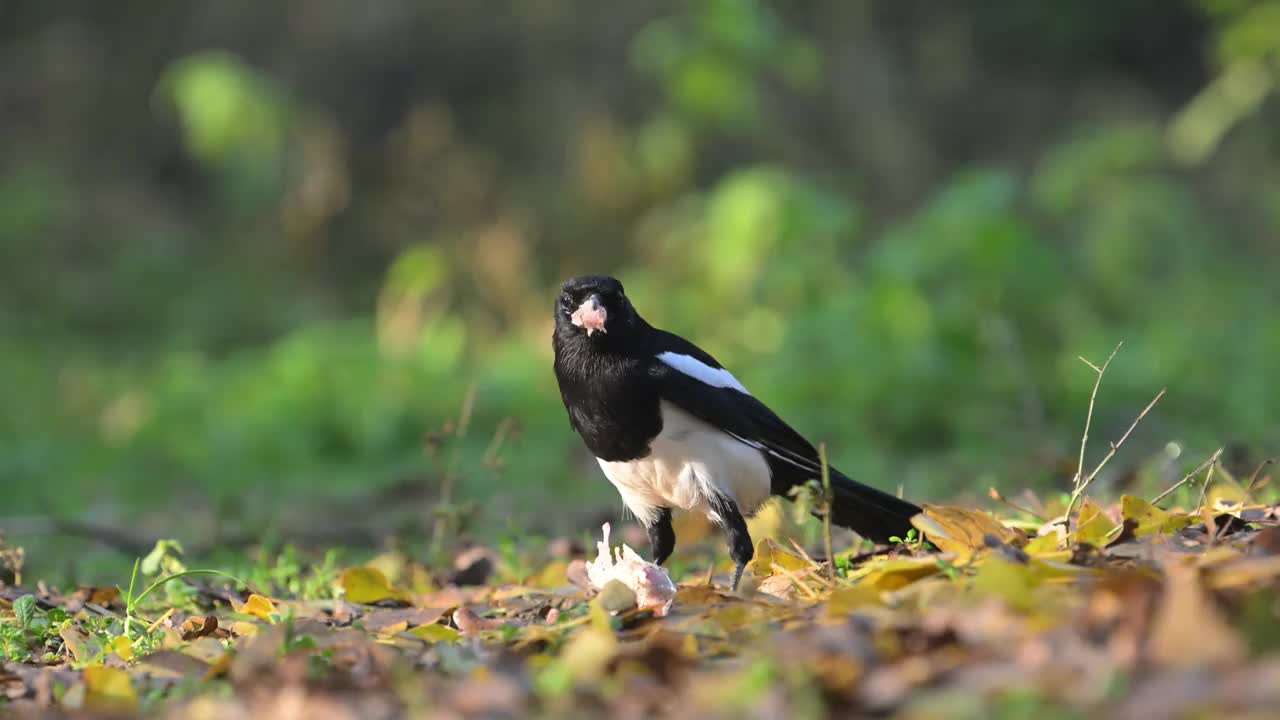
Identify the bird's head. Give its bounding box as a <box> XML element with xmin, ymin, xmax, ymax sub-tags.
<box><xmin>555</xmin><ymin>275</ymin><xmax>637</xmax><ymax>343</ymax></box>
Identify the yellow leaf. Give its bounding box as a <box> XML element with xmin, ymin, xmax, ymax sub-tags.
<box><xmin>409</xmin><ymin>624</ymin><xmax>461</xmax><ymax>643</ymax></box>
<box><xmin>970</xmin><ymin>557</ymin><xmax>1036</xmax><ymax>610</ymax></box>
<box><xmin>1121</xmin><ymin>495</ymin><xmax>1195</xmax><ymax>537</ymax></box>
<box><xmin>59</xmin><ymin>623</ymin><xmax>101</xmax><ymax>663</ymax></box>
<box><xmin>340</xmin><ymin>567</ymin><xmax>411</xmax><ymax>604</ymax></box>
<box><xmin>108</xmin><ymin>635</ymin><xmax>134</xmax><ymax>662</ymax></box>
<box><xmin>747</xmin><ymin>537</ymin><xmax>810</xmax><ymax>577</ymax></box>
<box><xmin>588</xmin><ymin>596</ymin><xmax>613</xmax><ymax>633</ymax></box>
<box><xmin>825</xmin><ymin>586</ymin><xmax>880</xmax><ymax>617</ymax></box>
<box><xmin>557</xmin><ymin>623</ymin><xmax>617</xmax><ymax>684</ymax></box>
<box><xmin>377</xmin><ymin>620</ymin><xmax>410</xmax><ymax>637</ymax></box>
<box><xmin>229</xmin><ymin>621</ymin><xmax>260</xmax><ymax>638</ymax></box>
<box><xmin>1210</xmin><ymin>497</ymin><xmax>1269</xmax><ymax>517</ymax></box>
<box><xmin>1203</xmin><ymin>475</ymin><xmax>1250</xmax><ymax>507</ymax></box>
<box><xmin>706</xmin><ymin>605</ymin><xmax>754</xmax><ymax>631</ymax></box>
<box><xmin>681</xmin><ymin>633</ymin><xmax>699</xmax><ymax>658</ymax></box>
<box><xmin>232</xmin><ymin>593</ymin><xmax>278</xmax><ymax>623</ymax></box>
<box><xmin>848</xmin><ymin>556</ymin><xmax>940</xmax><ymax>592</ymax></box>
<box><xmin>912</xmin><ymin>504</ymin><xmax>1022</xmax><ymax>556</ymax></box>
<box><xmin>527</xmin><ymin>561</ymin><xmax>569</xmax><ymax>588</ymax></box>
<box><xmin>83</xmin><ymin>665</ymin><xmax>138</xmax><ymax>712</ymax></box>
<box><xmin>1023</xmin><ymin>533</ymin><xmax>1065</xmax><ymax>557</ymax></box>
<box><xmin>1074</xmin><ymin>498</ymin><xmax>1119</xmax><ymax>546</ymax></box>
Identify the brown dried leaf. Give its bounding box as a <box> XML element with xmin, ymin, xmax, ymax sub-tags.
<box><xmin>913</xmin><ymin>504</ymin><xmax>1023</xmax><ymax>556</ymax></box>
<box><xmin>1147</xmin><ymin>558</ymin><xmax>1247</xmax><ymax>667</ymax></box>
<box><xmin>180</xmin><ymin>615</ymin><xmax>219</xmax><ymax>641</ymax></box>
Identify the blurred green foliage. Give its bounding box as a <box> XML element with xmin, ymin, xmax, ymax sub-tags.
<box><xmin>2</xmin><ymin>1</ymin><xmax>1279</xmax><ymax>578</ymax></box>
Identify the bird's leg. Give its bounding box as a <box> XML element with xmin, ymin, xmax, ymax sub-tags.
<box><xmin>647</xmin><ymin>507</ymin><xmax>675</xmax><ymax>566</ymax></box>
<box><xmin>709</xmin><ymin>494</ymin><xmax>754</xmax><ymax>591</ymax></box>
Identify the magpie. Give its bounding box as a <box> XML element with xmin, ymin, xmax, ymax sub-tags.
<box><xmin>552</xmin><ymin>275</ymin><xmax>922</xmax><ymax>590</ymax></box>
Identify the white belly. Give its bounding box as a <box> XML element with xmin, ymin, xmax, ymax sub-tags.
<box><xmin>596</xmin><ymin>401</ymin><xmax>772</xmax><ymax>527</ymax></box>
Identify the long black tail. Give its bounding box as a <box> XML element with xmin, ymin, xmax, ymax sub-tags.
<box><xmin>825</xmin><ymin>469</ymin><xmax>921</xmax><ymax>544</ymax></box>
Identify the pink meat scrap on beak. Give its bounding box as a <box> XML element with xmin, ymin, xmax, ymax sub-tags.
<box><xmin>571</xmin><ymin>295</ymin><xmax>608</xmax><ymax>336</ymax></box>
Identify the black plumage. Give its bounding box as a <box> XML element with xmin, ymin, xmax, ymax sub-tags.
<box><xmin>552</xmin><ymin>275</ymin><xmax>921</xmax><ymax>589</ymax></box>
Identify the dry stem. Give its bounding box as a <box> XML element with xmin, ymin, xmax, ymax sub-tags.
<box><xmin>818</xmin><ymin>443</ymin><xmax>836</xmax><ymax>582</ymax></box>
<box><xmin>1152</xmin><ymin>448</ymin><xmax>1223</xmax><ymax>507</ymax></box>
<box><xmin>1065</xmin><ymin>342</ymin><xmax>1122</xmax><ymax>531</ymax></box>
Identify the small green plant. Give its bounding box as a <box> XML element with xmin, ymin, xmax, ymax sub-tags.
<box><xmin>888</xmin><ymin>528</ymin><xmax>926</xmax><ymax>553</ymax></box>
<box><xmin>121</xmin><ymin>541</ymin><xmax>252</xmax><ymax>641</ymax></box>
<box><xmin>1</xmin><ymin>595</ymin><xmax>68</xmax><ymax>662</ymax></box>
<box><xmin>935</xmin><ymin>556</ymin><xmax>963</xmax><ymax>580</ymax></box>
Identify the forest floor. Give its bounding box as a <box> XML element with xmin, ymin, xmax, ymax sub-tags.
<box><xmin>2</xmin><ymin>485</ymin><xmax>1279</xmax><ymax>719</ymax></box>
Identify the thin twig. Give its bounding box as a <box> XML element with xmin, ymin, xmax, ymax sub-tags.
<box><xmin>988</xmin><ymin>488</ymin><xmax>1047</xmax><ymax>522</ymax></box>
<box><xmin>1196</xmin><ymin>458</ymin><xmax>1217</xmax><ymax>513</ymax></box>
<box><xmin>818</xmin><ymin>443</ymin><xmax>835</xmax><ymax>583</ymax></box>
<box><xmin>1243</xmin><ymin>458</ymin><xmax>1276</xmax><ymax>499</ymax></box>
<box><xmin>430</xmin><ymin>383</ymin><xmax>479</xmax><ymax>562</ymax></box>
<box><xmin>786</xmin><ymin>538</ymin><xmax>836</xmax><ymax>589</ymax></box>
<box><xmin>1065</xmin><ymin>342</ymin><xmax>1123</xmax><ymax>531</ymax></box>
<box><xmin>1152</xmin><ymin>448</ymin><xmax>1223</xmax><ymax>507</ymax></box>
<box><xmin>1075</xmin><ymin>388</ymin><xmax>1166</xmax><ymax>495</ymax></box>
<box><xmin>774</xmin><ymin>562</ymin><xmax>822</xmax><ymax>601</ymax></box>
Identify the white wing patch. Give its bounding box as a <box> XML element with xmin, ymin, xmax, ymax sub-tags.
<box><xmin>596</xmin><ymin>402</ymin><xmax>772</xmax><ymax>526</ymax></box>
<box><xmin>656</xmin><ymin>351</ymin><xmax>750</xmax><ymax>394</ymax></box>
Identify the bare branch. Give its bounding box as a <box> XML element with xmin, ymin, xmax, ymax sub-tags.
<box><xmin>1081</xmin><ymin>388</ymin><xmax>1166</xmax><ymax>488</ymax></box>
<box><xmin>1152</xmin><ymin>448</ymin><xmax>1223</xmax><ymax>507</ymax></box>
<box><xmin>1064</xmin><ymin>342</ymin><xmax>1123</xmax><ymax>531</ymax></box>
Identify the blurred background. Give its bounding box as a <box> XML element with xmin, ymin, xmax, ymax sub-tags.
<box><xmin>3</xmin><ymin>0</ymin><xmax>1279</xmax><ymax>580</ymax></box>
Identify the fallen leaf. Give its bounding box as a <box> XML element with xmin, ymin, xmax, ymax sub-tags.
<box><xmin>913</xmin><ymin>504</ymin><xmax>1023</xmax><ymax>556</ymax></box>
<box><xmin>82</xmin><ymin>666</ymin><xmax>138</xmax><ymax>713</ymax></box>
<box><xmin>363</xmin><ymin>607</ymin><xmax>447</xmax><ymax>633</ymax></box>
<box><xmin>1203</xmin><ymin>554</ymin><xmax>1280</xmax><ymax>591</ymax></box>
<box><xmin>747</xmin><ymin>537</ymin><xmax>811</xmax><ymax>577</ymax></box>
<box><xmin>1122</xmin><ymin>495</ymin><xmax>1196</xmax><ymax>537</ymax></box>
<box><xmin>232</xmin><ymin>593</ymin><xmax>278</xmax><ymax>623</ymax></box>
<box><xmin>180</xmin><ymin>615</ymin><xmax>219</xmax><ymax>641</ymax></box>
<box><xmin>453</xmin><ymin>607</ymin><xmax>507</xmax><ymax>633</ymax></box>
<box><xmin>1075</xmin><ymin>498</ymin><xmax>1119</xmax><ymax>547</ymax></box>
<box><xmin>131</xmin><ymin>650</ymin><xmax>210</xmax><ymax>680</ymax></box>
<box><xmin>848</xmin><ymin>556</ymin><xmax>941</xmax><ymax>592</ymax></box>
<box><xmin>340</xmin><ymin>567</ymin><xmax>411</xmax><ymax>605</ymax></box>
<box><xmin>59</xmin><ymin>623</ymin><xmax>102</xmax><ymax>663</ymax></box>
<box><xmin>825</xmin><ymin>586</ymin><xmax>881</xmax><ymax>617</ymax></box>
<box><xmin>969</xmin><ymin>557</ymin><xmax>1036</xmax><ymax>610</ymax></box>
<box><xmin>107</xmin><ymin>635</ymin><xmax>134</xmax><ymax>662</ymax></box>
<box><xmin>410</xmin><ymin>624</ymin><xmax>461</xmax><ymax>643</ymax></box>
<box><xmin>376</xmin><ymin>620</ymin><xmax>409</xmax><ymax>637</ymax></box>
<box><xmin>527</xmin><ymin>560</ymin><xmax>569</xmax><ymax>588</ymax></box>
<box><xmin>1022</xmin><ymin>532</ymin><xmax>1066</xmax><ymax>557</ymax></box>
<box><xmin>673</xmin><ymin>585</ymin><xmax>730</xmax><ymax>607</ymax></box>
<box><xmin>1147</xmin><ymin>558</ymin><xmax>1247</xmax><ymax>667</ymax></box>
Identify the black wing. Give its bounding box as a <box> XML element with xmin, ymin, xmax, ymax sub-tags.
<box><xmin>645</xmin><ymin>330</ymin><xmax>922</xmax><ymax>542</ymax></box>
<box><xmin>644</xmin><ymin>330</ymin><xmax>826</xmax><ymax>486</ymax></box>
